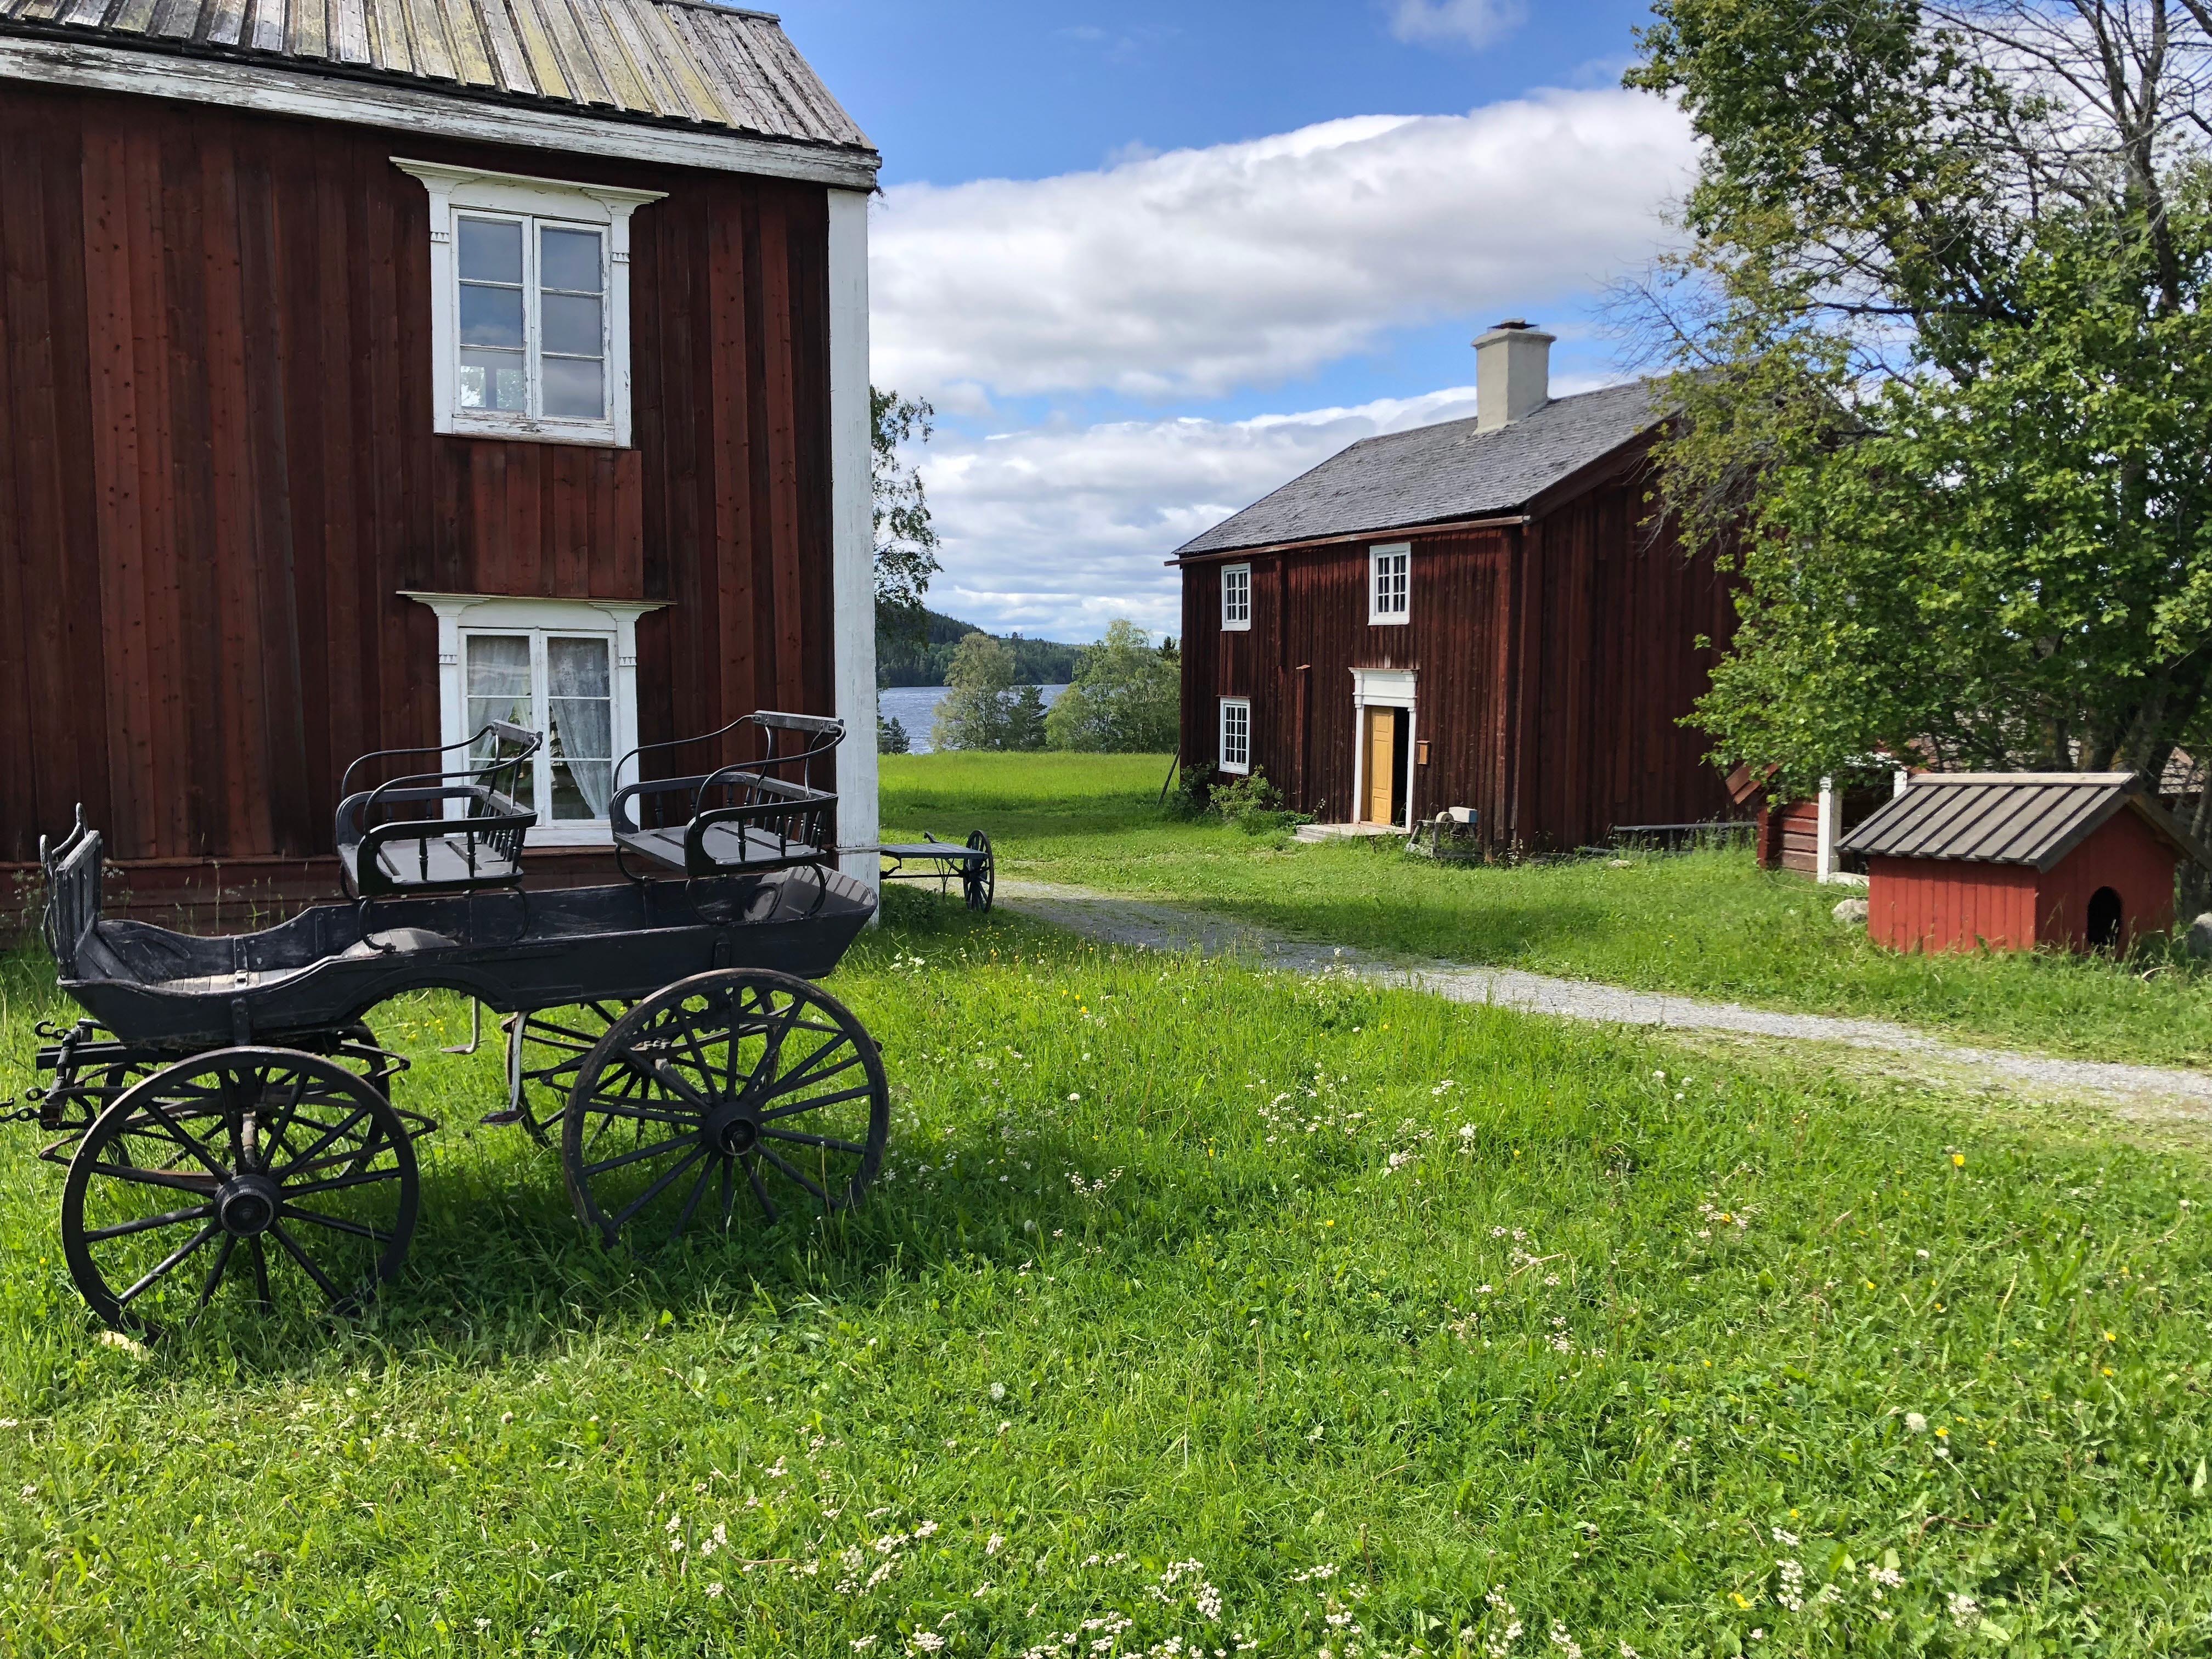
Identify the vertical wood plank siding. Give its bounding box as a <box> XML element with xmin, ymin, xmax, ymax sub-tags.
<box><xmin>1178</xmin><ymin>475</ymin><xmax>1737</xmax><ymax>849</ymax></box>
<box><xmin>1868</xmin><ymin>812</ymin><xmax>2180</xmax><ymax>953</ymax></box>
<box><xmin>0</xmin><ymin>83</ymin><xmax>835</xmax><ymax>866</ymax></box>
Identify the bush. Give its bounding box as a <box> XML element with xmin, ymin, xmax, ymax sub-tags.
<box><xmin>1045</xmin><ymin>621</ymin><xmax>1180</xmax><ymax>753</ymax></box>
<box><xmin>1166</xmin><ymin>764</ymin><xmax>1213</xmax><ymax>819</ymax></box>
<box><xmin>877</xmin><ymin>714</ymin><xmax>912</xmax><ymax>754</ymax></box>
<box><xmin>1209</xmin><ymin>768</ymin><xmax>1306</xmax><ymax>834</ymax></box>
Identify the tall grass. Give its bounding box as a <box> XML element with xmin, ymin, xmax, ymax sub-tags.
<box><xmin>1</xmin><ymin>898</ymin><xmax>2208</xmax><ymax>1654</ymax></box>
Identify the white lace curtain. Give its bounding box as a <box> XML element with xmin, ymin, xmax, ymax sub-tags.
<box><xmin>548</xmin><ymin>637</ymin><xmax>613</xmax><ymax>817</ymax></box>
<box><xmin>465</xmin><ymin>636</ymin><xmax>533</xmax><ymax>766</ymax></box>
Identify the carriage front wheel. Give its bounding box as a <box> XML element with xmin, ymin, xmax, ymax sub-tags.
<box><xmin>561</xmin><ymin>970</ymin><xmax>889</xmax><ymax>1248</ymax></box>
<box><xmin>60</xmin><ymin>1047</ymin><xmax>420</xmax><ymax>1339</ymax></box>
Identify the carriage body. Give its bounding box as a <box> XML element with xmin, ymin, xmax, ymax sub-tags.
<box><xmin>45</xmin><ymin>827</ymin><xmax>873</xmax><ymax>1054</ymax></box>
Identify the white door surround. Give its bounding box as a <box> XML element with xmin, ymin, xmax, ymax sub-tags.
<box><xmin>1350</xmin><ymin>668</ymin><xmax>1418</xmax><ymax>829</ymax></box>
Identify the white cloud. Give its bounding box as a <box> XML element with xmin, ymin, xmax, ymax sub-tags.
<box><xmin>1387</xmin><ymin>0</ymin><xmax>1527</xmax><ymax>49</ymax></box>
<box><xmin>868</xmin><ymin>88</ymin><xmax>1691</xmax><ymax>401</ymax></box>
<box><xmin>915</xmin><ymin>375</ymin><xmax>1624</xmax><ymax>641</ymax></box>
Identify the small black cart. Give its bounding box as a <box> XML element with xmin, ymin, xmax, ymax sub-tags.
<box><xmin>11</xmin><ymin>717</ymin><xmax>892</xmax><ymax>1340</ymax></box>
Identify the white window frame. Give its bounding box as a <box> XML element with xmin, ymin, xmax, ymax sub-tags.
<box><xmin>1219</xmin><ymin>697</ymin><xmax>1252</xmax><ymax>776</ymax></box>
<box><xmin>1369</xmin><ymin>543</ymin><xmax>1411</xmax><ymax>625</ymax></box>
<box><xmin>402</xmin><ymin>592</ymin><xmax>669</xmax><ymax>847</ymax></box>
<box><xmin>393</xmin><ymin>160</ymin><xmax>664</xmax><ymax>448</ymax></box>
<box><xmin>1221</xmin><ymin>563</ymin><xmax>1252</xmax><ymax>631</ymax></box>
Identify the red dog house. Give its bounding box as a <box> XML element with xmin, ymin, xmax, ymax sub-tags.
<box><xmin>1837</xmin><ymin>773</ymin><xmax>2208</xmax><ymax>953</ymax></box>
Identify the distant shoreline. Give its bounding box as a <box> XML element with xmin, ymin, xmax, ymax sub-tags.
<box><xmin>878</xmin><ymin>683</ymin><xmax>1068</xmax><ymax>755</ymax></box>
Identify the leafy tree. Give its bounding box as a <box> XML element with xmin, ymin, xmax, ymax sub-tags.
<box><xmin>1626</xmin><ymin>1</ymin><xmax>2212</xmax><ymax>895</ymax></box>
<box><xmin>873</xmin><ymin>387</ymin><xmax>943</xmax><ymax>652</ymax></box>
<box><xmin>877</xmin><ymin>714</ymin><xmax>912</xmax><ymax>755</ymax></box>
<box><xmin>932</xmin><ymin>634</ymin><xmax>1047</xmax><ymax>752</ymax></box>
<box><xmin>1044</xmin><ymin>621</ymin><xmax>1181</xmax><ymax>753</ymax></box>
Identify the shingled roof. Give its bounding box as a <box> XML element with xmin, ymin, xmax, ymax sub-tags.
<box><xmin>1173</xmin><ymin>379</ymin><xmax>1669</xmax><ymax>560</ymax></box>
<box><xmin>0</xmin><ymin>0</ymin><xmax>873</xmax><ymax>164</ymax></box>
<box><xmin>1837</xmin><ymin>773</ymin><xmax>2210</xmax><ymax>872</ymax></box>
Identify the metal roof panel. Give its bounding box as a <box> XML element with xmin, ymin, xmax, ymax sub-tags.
<box><xmin>0</xmin><ymin>0</ymin><xmax>875</xmax><ymax>161</ymax></box>
<box><xmin>1837</xmin><ymin>774</ymin><xmax>2160</xmax><ymax>871</ymax></box>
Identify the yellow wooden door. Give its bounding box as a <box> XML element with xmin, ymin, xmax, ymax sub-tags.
<box><xmin>1364</xmin><ymin>707</ymin><xmax>1396</xmax><ymax>823</ymax></box>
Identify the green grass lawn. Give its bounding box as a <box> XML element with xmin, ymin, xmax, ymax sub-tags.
<box><xmin>882</xmin><ymin>753</ymin><xmax>2212</xmax><ymax>1070</ymax></box>
<box><xmin>3</xmin><ymin>902</ymin><xmax>2210</xmax><ymax>1655</ymax></box>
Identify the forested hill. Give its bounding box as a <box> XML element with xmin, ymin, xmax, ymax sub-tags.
<box><xmin>877</xmin><ymin>606</ymin><xmax>1087</xmax><ymax>687</ymax></box>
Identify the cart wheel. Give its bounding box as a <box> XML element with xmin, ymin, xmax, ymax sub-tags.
<box><xmin>60</xmin><ymin>1047</ymin><xmax>419</xmax><ymax>1340</ymax></box>
<box><xmin>964</xmin><ymin>830</ymin><xmax>995</xmax><ymax>913</ymax></box>
<box><xmin>562</xmin><ymin>970</ymin><xmax>889</xmax><ymax>1249</ymax></box>
<box><xmin>503</xmin><ymin>1002</ymin><xmax>636</xmax><ymax>1146</ymax></box>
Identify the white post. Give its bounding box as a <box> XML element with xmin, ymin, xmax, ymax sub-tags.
<box><xmin>1815</xmin><ymin>775</ymin><xmax>1838</xmax><ymax>883</ymax></box>
<box><xmin>827</xmin><ymin>187</ymin><xmax>880</xmax><ymax>895</ymax></box>
<box><xmin>1894</xmin><ymin>767</ymin><xmax>1910</xmax><ymax>798</ymax></box>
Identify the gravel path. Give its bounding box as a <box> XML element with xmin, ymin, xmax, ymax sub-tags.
<box><xmin>996</xmin><ymin>879</ymin><xmax>2212</xmax><ymax>1118</ymax></box>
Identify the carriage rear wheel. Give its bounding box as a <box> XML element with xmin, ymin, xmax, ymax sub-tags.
<box><xmin>964</xmin><ymin>830</ymin><xmax>994</xmax><ymax>913</ymax></box>
<box><xmin>60</xmin><ymin>1047</ymin><xmax>419</xmax><ymax>1339</ymax></box>
<box><xmin>561</xmin><ymin>970</ymin><xmax>889</xmax><ymax>1249</ymax></box>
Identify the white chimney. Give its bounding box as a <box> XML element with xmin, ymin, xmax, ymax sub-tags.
<box><xmin>1473</xmin><ymin>319</ymin><xmax>1553</xmax><ymax>432</ymax></box>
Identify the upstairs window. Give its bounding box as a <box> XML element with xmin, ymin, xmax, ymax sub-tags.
<box><xmin>395</xmin><ymin>160</ymin><xmax>664</xmax><ymax>448</ymax></box>
<box><xmin>1221</xmin><ymin>563</ymin><xmax>1252</xmax><ymax>630</ymax></box>
<box><xmin>1220</xmin><ymin>698</ymin><xmax>1252</xmax><ymax>775</ymax></box>
<box><xmin>456</xmin><ymin>216</ymin><xmax>609</xmax><ymax>424</ymax></box>
<box><xmin>1370</xmin><ymin>544</ymin><xmax>1410</xmax><ymax>625</ymax></box>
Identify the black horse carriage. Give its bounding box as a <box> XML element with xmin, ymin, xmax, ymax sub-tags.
<box><xmin>10</xmin><ymin>712</ymin><xmax>911</xmax><ymax>1340</ymax></box>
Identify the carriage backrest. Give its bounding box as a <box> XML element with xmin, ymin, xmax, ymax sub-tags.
<box><xmin>743</xmin><ymin>712</ymin><xmax>845</xmax><ymax>793</ymax></box>
<box><xmin>37</xmin><ymin>808</ymin><xmax>103</xmax><ymax>981</ymax></box>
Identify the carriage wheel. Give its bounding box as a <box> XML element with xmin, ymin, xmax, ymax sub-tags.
<box><xmin>561</xmin><ymin>970</ymin><xmax>888</xmax><ymax>1248</ymax></box>
<box><xmin>964</xmin><ymin>831</ymin><xmax>995</xmax><ymax>913</ymax></box>
<box><xmin>60</xmin><ymin>1047</ymin><xmax>419</xmax><ymax>1340</ymax></box>
<box><xmin>504</xmin><ymin>1002</ymin><xmax>636</xmax><ymax>1146</ymax></box>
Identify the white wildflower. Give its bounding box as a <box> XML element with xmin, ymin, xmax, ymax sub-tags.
<box><xmin>1775</xmin><ymin>1559</ymin><xmax>1805</xmax><ymax>1613</ymax></box>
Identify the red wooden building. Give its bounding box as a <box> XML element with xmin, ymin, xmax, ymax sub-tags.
<box><xmin>1837</xmin><ymin>774</ymin><xmax>2207</xmax><ymax>953</ymax></box>
<box><xmin>1172</xmin><ymin>323</ymin><xmax>1737</xmax><ymax>850</ymax></box>
<box><xmin>0</xmin><ymin>0</ymin><xmax>881</xmax><ymax>925</ymax></box>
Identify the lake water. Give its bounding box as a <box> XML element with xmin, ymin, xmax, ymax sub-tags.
<box><xmin>877</xmin><ymin>684</ymin><xmax>1068</xmax><ymax>755</ymax></box>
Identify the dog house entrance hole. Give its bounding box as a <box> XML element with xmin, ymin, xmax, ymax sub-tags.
<box><xmin>2086</xmin><ymin>885</ymin><xmax>2124</xmax><ymax>951</ymax></box>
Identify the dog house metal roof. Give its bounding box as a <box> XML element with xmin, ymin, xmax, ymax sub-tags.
<box><xmin>1837</xmin><ymin>772</ymin><xmax>2208</xmax><ymax>873</ymax></box>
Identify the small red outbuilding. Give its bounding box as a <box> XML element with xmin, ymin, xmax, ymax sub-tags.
<box><xmin>1836</xmin><ymin>773</ymin><xmax>2209</xmax><ymax>953</ymax></box>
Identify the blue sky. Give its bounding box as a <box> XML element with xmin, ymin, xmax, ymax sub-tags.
<box><xmin>776</xmin><ymin>2</ymin><xmax>1691</xmax><ymax>640</ymax></box>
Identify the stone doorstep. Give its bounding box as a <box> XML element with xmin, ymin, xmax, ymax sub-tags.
<box><xmin>1292</xmin><ymin>822</ymin><xmax>1407</xmax><ymax>844</ymax></box>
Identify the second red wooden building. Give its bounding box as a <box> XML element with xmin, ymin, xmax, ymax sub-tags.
<box><xmin>1172</xmin><ymin>322</ymin><xmax>1737</xmax><ymax>851</ymax></box>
